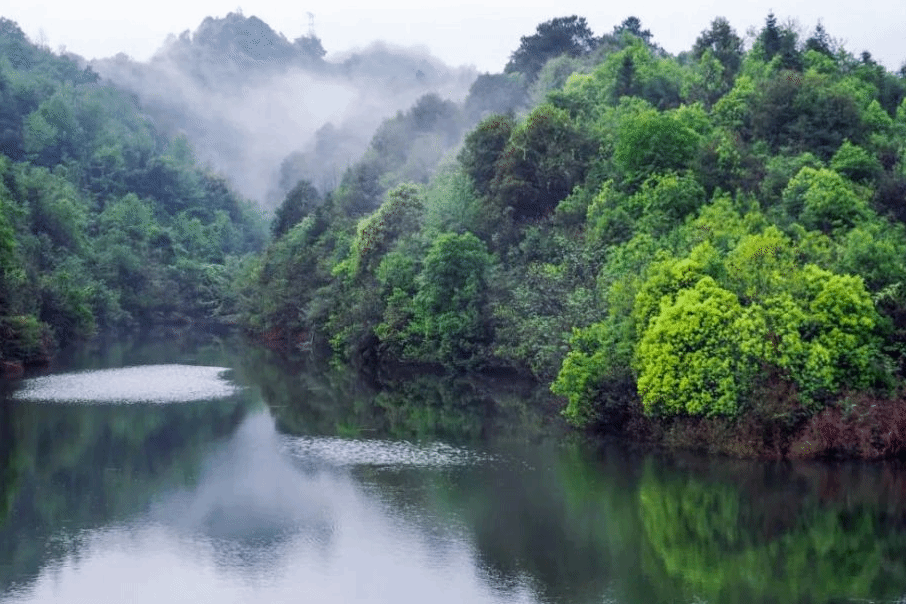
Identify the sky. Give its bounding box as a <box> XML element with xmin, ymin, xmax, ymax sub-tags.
<box><xmin>3</xmin><ymin>0</ymin><xmax>904</xmax><ymax>73</ymax></box>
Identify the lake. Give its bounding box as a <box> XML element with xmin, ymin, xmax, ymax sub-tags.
<box><xmin>1</xmin><ymin>332</ymin><xmax>905</xmax><ymax>604</ymax></box>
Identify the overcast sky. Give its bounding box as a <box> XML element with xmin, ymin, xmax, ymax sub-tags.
<box><xmin>4</xmin><ymin>0</ymin><xmax>904</xmax><ymax>73</ymax></box>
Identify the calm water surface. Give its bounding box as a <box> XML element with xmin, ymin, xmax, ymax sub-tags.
<box><xmin>1</xmin><ymin>333</ymin><xmax>906</xmax><ymax>604</ymax></box>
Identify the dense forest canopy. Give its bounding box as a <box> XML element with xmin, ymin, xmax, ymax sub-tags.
<box><xmin>0</xmin><ymin>17</ymin><xmax>266</xmax><ymax>364</ymax></box>
<box><xmin>237</xmin><ymin>12</ymin><xmax>906</xmax><ymax>457</ymax></box>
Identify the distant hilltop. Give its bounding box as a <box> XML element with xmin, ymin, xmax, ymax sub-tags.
<box><xmin>158</xmin><ymin>11</ymin><xmax>327</xmax><ymax>72</ymax></box>
<box><xmin>89</xmin><ymin>11</ymin><xmax>477</xmax><ymax>206</ymax></box>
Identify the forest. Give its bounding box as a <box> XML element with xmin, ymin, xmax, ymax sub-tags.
<box><xmin>4</xmin><ymin>12</ymin><xmax>906</xmax><ymax>458</ymax></box>
<box><xmin>0</xmin><ymin>17</ymin><xmax>266</xmax><ymax>367</ymax></box>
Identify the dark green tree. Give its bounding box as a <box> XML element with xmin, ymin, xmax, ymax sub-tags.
<box><xmin>272</xmin><ymin>179</ymin><xmax>321</xmax><ymax>238</ymax></box>
<box><xmin>757</xmin><ymin>12</ymin><xmax>802</xmax><ymax>70</ymax></box>
<box><xmin>760</xmin><ymin>12</ymin><xmax>782</xmax><ymax>60</ymax></box>
<box><xmin>458</xmin><ymin>114</ymin><xmax>515</xmax><ymax>197</ymax></box>
<box><xmin>692</xmin><ymin>17</ymin><xmax>743</xmax><ymax>87</ymax></box>
<box><xmin>612</xmin><ymin>17</ymin><xmax>653</xmax><ymax>45</ymax></box>
<box><xmin>751</xmin><ymin>75</ymin><xmax>864</xmax><ymax>158</ymax></box>
<box><xmin>464</xmin><ymin>73</ymin><xmax>527</xmax><ymax>120</ymax></box>
<box><xmin>804</xmin><ymin>22</ymin><xmax>834</xmax><ymax>57</ymax></box>
<box><xmin>409</xmin><ymin>93</ymin><xmax>459</xmax><ymax>136</ymax></box>
<box><xmin>490</xmin><ymin>104</ymin><xmax>597</xmax><ymax>220</ymax></box>
<box><xmin>613</xmin><ymin>53</ymin><xmax>637</xmax><ymax>101</ymax></box>
<box><xmin>504</xmin><ymin>16</ymin><xmax>597</xmax><ymax>82</ymax></box>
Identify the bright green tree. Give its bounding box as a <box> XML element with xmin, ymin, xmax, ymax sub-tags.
<box><xmin>750</xmin><ymin>266</ymin><xmax>884</xmax><ymax>402</ymax></box>
<box><xmin>782</xmin><ymin>166</ymin><xmax>871</xmax><ymax>232</ymax></box>
<box><xmin>613</xmin><ymin>109</ymin><xmax>699</xmax><ymax>187</ymax></box>
<box><xmin>347</xmin><ymin>183</ymin><xmax>424</xmax><ymax>276</ymax></box>
<box><xmin>830</xmin><ymin>140</ymin><xmax>882</xmax><ymax>183</ymax></box>
<box><xmin>634</xmin><ymin>276</ymin><xmax>753</xmax><ymax>416</ymax></box>
<box><xmin>407</xmin><ymin>232</ymin><xmax>492</xmax><ymax>367</ymax></box>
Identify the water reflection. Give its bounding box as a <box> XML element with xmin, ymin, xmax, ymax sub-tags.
<box><xmin>283</xmin><ymin>435</ymin><xmax>494</xmax><ymax>468</ymax></box>
<box><xmin>0</xmin><ymin>395</ymin><xmax>251</xmax><ymax>596</ymax></box>
<box><xmin>232</xmin><ymin>342</ymin><xmax>558</xmax><ymax>445</ymax></box>
<box><xmin>2</xmin><ymin>335</ymin><xmax>906</xmax><ymax>603</ymax></box>
<box><xmin>636</xmin><ymin>456</ymin><xmax>906</xmax><ymax>603</ymax></box>
<box><xmin>152</xmin><ymin>413</ymin><xmax>337</xmax><ymax>547</ymax></box>
<box><xmin>224</xmin><ymin>341</ymin><xmax>906</xmax><ymax>603</ymax></box>
<box><xmin>12</xmin><ymin>364</ymin><xmax>240</xmax><ymax>403</ymax></box>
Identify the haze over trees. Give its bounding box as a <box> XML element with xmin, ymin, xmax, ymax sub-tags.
<box><xmin>90</xmin><ymin>11</ymin><xmax>479</xmax><ymax>207</ymax></box>
<box><xmin>0</xmin><ymin>17</ymin><xmax>265</xmax><ymax>364</ymax></box>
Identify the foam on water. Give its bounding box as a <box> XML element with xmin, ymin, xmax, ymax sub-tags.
<box><xmin>282</xmin><ymin>435</ymin><xmax>492</xmax><ymax>469</ymax></box>
<box><xmin>12</xmin><ymin>364</ymin><xmax>240</xmax><ymax>403</ymax></box>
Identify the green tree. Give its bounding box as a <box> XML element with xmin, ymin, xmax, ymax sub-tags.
<box><xmin>830</xmin><ymin>140</ymin><xmax>882</xmax><ymax>183</ymax></box>
<box><xmin>692</xmin><ymin>17</ymin><xmax>743</xmax><ymax>91</ymax></box>
<box><xmin>613</xmin><ymin>53</ymin><xmax>637</xmax><ymax>101</ymax></box>
<box><xmin>504</xmin><ymin>16</ymin><xmax>597</xmax><ymax>82</ymax></box>
<box><xmin>272</xmin><ymin>179</ymin><xmax>321</xmax><ymax>238</ymax></box>
<box><xmin>0</xmin><ymin>192</ymin><xmax>20</xmax><ymax>314</ymax></box>
<box><xmin>804</xmin><ymin>21</ymin><xmax>835</xmax><ymax>58</ymax></box>
<box><xmin>490</xmin><ymin>104</ymin><xmax>596</xmax><ymax>220</ymax></box>
<box><xmin>407</xmin><ymin>232</ymin><xmax>492</xmax><ymax>367</ymax></box>
<box><xmin>23</xmin><ymin>92</ymin><xmax>79</xmax><ymax>165</ymax></box>
<box><xmin>0</xmin><ymin>22</ymin><xmax>266</xmax><ymax>362</ymax></box>
<box><xmin>38</xmin><ymin>260</ymin><xmax>96</xmax><ymax>343</ymax></box>
<box><xmin>833</xmin><ymin>220</ymin><xmax>906</xmax><ymax>292</ymax></box>
<box><xmin>347</xmin><ymin>183</ymin><xmax>424</xmax><ymax>276</ymax></box>
<box><xmin>744</xmin><ymin>267</ymin><xmax>884</xmax><ymax>404</ymax></box>
<box><xmin>464</xmin><ymin>73</ymin><xmax>527</xmax><ymax>120</ymax></box>
<box><xmin>612</xmin><ymin>17</ymin><xmax>653</xmax><ymax>45</ymax></box>
<box><xmin>630</xmin><ymin>173</ymin><xmax>706</xmax><ymax>233</ymax></box>
<box><xmin>458</xmin><ymin>114</ymin><xmax>515</xmax><ymax>197</ymax></box>
<box><xmin>527</xmin><ymin>54</ymin><xmax>583</xmax><ymax>106</ymax></box>
<box><xmin>635</xmin><ymin>275</ymin><xmax>754</xmax><ymax>417</ymax></box>
<box><xmin>759</xmin><ymin>12</ymin><xmax>782</xmax><ymax>61</ymax></box>
<box><xmin>16</xmin><ymin>165</ymin><xmax>88</xmax><ymax>253</ymax></box>
<box><xmin>373</xmin><ymin>250</ymin><xmax>419</xmax><ymax>358</ymax></box>
<box><xmin>613</xmin><ymin>109</ymin><xmax>700</xmax><ymax>187</ymax></box>
<box><xmin>757</xmin><ymin>12</ymin><xmax>801</xmax><ymax>70</ymax></box>
<box><xmin>751</xmin><ymin>76</ymin><xmax>865</xmax><ymax>160</ymax></box>
<box><xmin>552</xmin><ymin>320</ymin><xmax>634</xmax><ymax>427</ymax></box>
<box><xmin>782</xmin><ymin>166</ymin><xmax>871</xmax><ymax>233</ymax></box>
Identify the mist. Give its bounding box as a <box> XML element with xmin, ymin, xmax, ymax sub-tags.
<box><xmin>90</xmin><ymin>12</ymin><xmax>478</xmax><ymax>209</ymax></box>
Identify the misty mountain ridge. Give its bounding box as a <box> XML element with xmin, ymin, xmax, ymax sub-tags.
<box><xmin>91</xmin><ymin>11</ymin><xmax>478</xmax><ymax>207</ymax></box>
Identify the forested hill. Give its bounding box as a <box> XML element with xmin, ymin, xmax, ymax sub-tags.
<box><xmin>0</xmin><ymin>17</ymin><xmax>266</xmax><ymax>368</ymax></box>
<box><xmin>242</xmin><ymin>14</ymin><xmax>906</xmax><ymax>458</ymax></box>
<box><xmin>91</xmin><ymin>11</ymin><xmax>478</xmax><ymax>207</ymax></box>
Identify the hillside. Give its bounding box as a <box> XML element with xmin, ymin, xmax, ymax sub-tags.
<box><xmin>91</xmin><ymin>11</ymin><xmax>478</xmax><ymax>207</ymax></box>
<box><xmin>0</xmin><ymin>17</ymin><xmax>266</xmax><ymax>369</ymax></box>
<box><xmin>241</xmin><ymin>14</ymin><xmax>906</xmax><ymax>458</ymax></box>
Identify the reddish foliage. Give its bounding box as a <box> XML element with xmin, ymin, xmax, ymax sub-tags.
<box><xmin>789</xmin><ymin>393</ymin><xmax>906</xmax><ymax>460</ymax></box>
<box><xmin>1</xmin><ymin>361</ymin><xmax>23</xmax><ymax>378</ymax></box>
<box><xmin>598</xmin><ymin>364</ymin><xmax>906</xmax><ymax>460</ymax></box>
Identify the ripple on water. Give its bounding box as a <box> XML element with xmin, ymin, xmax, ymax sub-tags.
<box><xmin>11</xmin><ymin>364</ymin><xmax>240</xmax><ymax>403</ymax></box>
<box><xmin>282</xmin><ymin>436</ymin><xmax>493</xmax><ymax>469</ymax></box>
